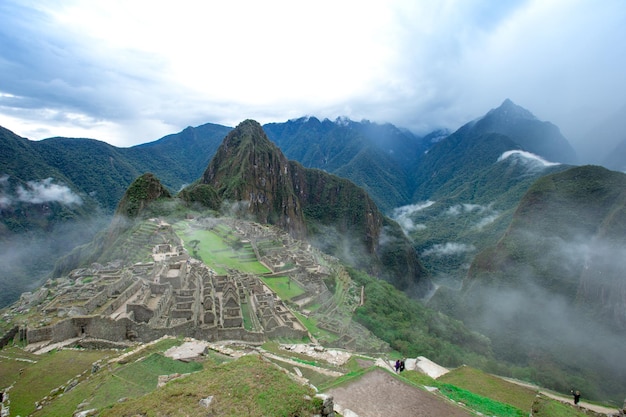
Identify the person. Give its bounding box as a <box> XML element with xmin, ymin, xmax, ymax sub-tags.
<box><xmin>571</xmin><ymin>389</ymin><xmax>581</xmax><ymax>405</ymax></box>
<box><xmin>399</xmin><ymin>360</ymin><xmax>405</xmax><ymax>372</ymax></box>
<box><xmin>394</xmin><ymin>359</ymin><xmax>400</xmax><ymax>373</ymax></box>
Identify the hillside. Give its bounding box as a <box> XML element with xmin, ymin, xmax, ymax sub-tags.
<box><xmin>456</xmin><ymin>165</ymin><xmax>626</xmax><ymax>402</ymax></box>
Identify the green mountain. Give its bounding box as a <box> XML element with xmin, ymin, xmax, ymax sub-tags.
<box><xmin>399</xmin><ymin>101</ymin><xmax>572</xmax><ymax>284</ymax></box>
<box><xmin>31</xmin><ymin>123</ymin><xmax>232</xmax><ymax>211</ymax></box>
<box><xmin>263</xmin><ymin>117</ymin><xmax>424</xmax><ymax>212</ymax></box>
<box><xmin>448</xmin><ymin>165</ymin><xmax>626</xmax><ymax>401</ymax></box>
<box><xmin>186</xmin><ymin>120</ymin><xmax>431</xmax><ymax>296</ymax></box>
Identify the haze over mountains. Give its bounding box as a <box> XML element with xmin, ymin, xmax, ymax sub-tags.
<box><xmin>1</xmin><ymin>99</ymin><xmax>626</xmax><ymax>402</ymax></box>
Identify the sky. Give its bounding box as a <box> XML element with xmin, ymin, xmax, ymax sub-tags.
<box><xmin>0</xmin><ymin>0</ymin><xmax>625</xmax><ymax>151</ymax></box>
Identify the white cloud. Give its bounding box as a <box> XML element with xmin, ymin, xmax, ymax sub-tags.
<box><xmin>497</xmin><ymin>150</ymin><xmax>560</xmax><ymax>168</ymax></box>
<box><xmin>0</xmin><ymin>0</ymin><xmax>624</xmax><ymax>150</ymax></box>
<box><xmin>0</xmin><ymin>177</ymin><xmax>82</xmax><ymax>207</ymax></box>
<box><xmin>392</xmin><ymin>201</ymin><xmax>435</xmax><ymax>233</ymax></box>
<box><xmin>422</xmin><ymin>242</ymin><xmax>476</xmax><ymax>257</ymax></box>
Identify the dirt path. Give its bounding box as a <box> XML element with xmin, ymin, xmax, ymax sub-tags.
<box><xmin>325</xmin><ymin>368</ymin><xmax>472</xmax><ymax>417</ymax></box>
<box><xmin>502</xmin><ymin>377</ymin><xmax>619</xmax><ymax>415</ymax></box>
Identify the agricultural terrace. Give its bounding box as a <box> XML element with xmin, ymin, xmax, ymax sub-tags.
<box><xmin>174</xmin><ymin>220</ymin><xmax>270</xmax><ymax>275</ymax></box>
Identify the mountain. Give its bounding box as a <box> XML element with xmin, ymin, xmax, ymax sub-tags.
<box><xmin>263</xmin><ymin>117</ymin><xmax>425</xmax><ymax>212</ymax></box>
<box><xmin>33</xmin><ymin>123</ymin><xmax>232</xmax><ymax>211</ymax></box>
<box><xmin>180</xmin><ymin>120</ymin><xmax>431</xmax><ymax>296</ymax></box>
<box><xmin>472</xmin><ymin>98</ymin><xmax>578</xmax><ymax>164</ymax></box>
<box><xmin>454</xmin><ymin>165</ymin><xmax>626</xmax><ymax>401</ymax></box>
<box><xmin>399</xmin><ymin>100</ymin><xmax>572</xmax><ymax>283</ymax></box>
<box><xmin>602</xmin><ymin>136</ymin><xmax>626</xmax><ymax>172</ymax></box>
<box><xmin>128</xmin><ymin>122</ymin><xmax>233</xmax><ymax>193</ymax></box>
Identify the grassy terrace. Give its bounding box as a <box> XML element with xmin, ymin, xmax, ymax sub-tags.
<box><xmin>259</xmin><ymin>276</ymin><xmax>305</xmax><ymax>300</ymax></box>
<box><xmin>173</xmin><ymin>220</ymin><xmax>269</xmax><ymax>275</ymax></box>
<box><xmin>5</xmin><ymin>348</ymin><xmax>115</xmax><ymax>417</ymax></box>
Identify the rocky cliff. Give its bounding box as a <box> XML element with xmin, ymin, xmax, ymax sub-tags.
<box><xmin>195</xmin><ymin>120</ymin><xmax>431</xmax><ymax>296</ymax></box>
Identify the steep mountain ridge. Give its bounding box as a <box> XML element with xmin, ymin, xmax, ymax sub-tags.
<box><xmin>193</xmin><ymin>120</ymin><xmax>431</xmax><ymax>295</ymax></box>
<box><xmin>473</xmin><ymin>99</ymin><xmax>578</xmax><ymax>164</ymax></box>
<box><xmin>263</xmin><ymin>117</ymin><xmax>423</xmax><ymax>211</ymax></box>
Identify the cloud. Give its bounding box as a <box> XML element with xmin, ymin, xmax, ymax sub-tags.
<box><xmin>497</xmin><ymin>150</ymin><xmax>560</xmax><ymax>168</ymax></box>
<box><xmin>0</xmin><ymin>0</ymin><xmax>624</xmax><ymax>151</ymax></box>
<box><xmin>443</xmin><ymin>202</ymin><xmax>500</xmax><ymax>230</ymax></box>
<box><xmin>0</xmin><ymin>176</ymin><xmax>82</xmax><ymax>208</ymax></box>
<box><xmin>422</xmin><ymin>242</ymin><xmax>476</xmax><ymax>257</ymax></box>
<box><xmin>391</xmin><ymin>201</ymin><xmax>435</xmax><ymax>233</ymax></box>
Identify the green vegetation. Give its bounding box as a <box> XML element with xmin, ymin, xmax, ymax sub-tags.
<box><xmin>7</xmin><ymin>349</ymin><xmax>113</xmax><ymax>417</ymax></box>
<box><xmin>438</xmin><ymin>365</ymin><xmax>537</xmax><ymax>411</ymax></box>
<box><xmin>349</xmin><ymin>267</ymin><xmax>492</xmax><ymax>367</ymax></box>
<box><xmin>437</xmin><ymin>383</ymin><xmax>526</xmax><ymax>417</ymax></box>
<box><xmin>530</xmin><ymin>395</ymin><xmax>593</xmax><ymax>417</ymax></box>
<box><xmin>99</xmin><ymin>354</ymin><xmax>320</xmax><ymax>417</ymax></box>
<box><xmin>402</xmin><ymin>369</ymin><xmax>528</xmax><ymax>417</ymax></box>
<box><xmin>174</xmin><ymin>221</ymin><xmax>269</xmax><ymax>274</ymax></box>
<box><xmin>292</xmin><ymin>311</ymin><xmax>338</xmax><ymax>342</ymax></box>
<box><xmin>260</xmin><ymin>276</ymin><xmax>305</xmax><ymax>300</ymax></box>
<box><xmin>34</xmin><ymin>353</ymin><xmax>203</xmax><ymax>417</ymax></box>
<box><xmin>318</xmin><ymin>366</ymin><xmax>374</xmax><ymax>392</ymax></box>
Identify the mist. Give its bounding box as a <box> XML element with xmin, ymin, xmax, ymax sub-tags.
<box><xmin>391</xmin><ymin>201</ymin><xmax>434</xmax><ymax>233</ymax></box>
<box><xmin>0</xmin><ymin>214</ymin><xmax>110</xmax><ymax>308</ymax></box>
<box><xmin>462</xmin><ymin>225</ymin><xmax>626</xmax><ymax>401</ymax></box>
<box><xmin>0</xmin><ymin>175</ymin><xmax>82</xmax><ymax>208</ymax></box>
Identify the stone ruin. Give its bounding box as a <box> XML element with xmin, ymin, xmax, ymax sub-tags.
<box><xmin>1</xmin><ymin>217</ymin><xmax>380</xmax><ymax>354</ymax></box>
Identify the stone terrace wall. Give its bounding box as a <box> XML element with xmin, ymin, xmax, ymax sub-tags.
<box><xmin>84</xmin><ymin>290</ymin><xmax>108</xmax><ymax>314</ymax></box>
<box><xmin>26</xmin><ymin>316</ymin><xmax>267</xmax><ymax>346</ymax></box>
<box><xmin>104</xmin><ymin>280</ymin><xmax>143</xmax><ymax>315</ymax></box>
<box><xmin>26</xmin><ymin>325</ymin><xmax>54</xmax><ymax>344</ymax></box>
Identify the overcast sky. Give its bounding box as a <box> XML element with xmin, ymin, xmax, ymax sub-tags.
<box><xmin>1</xmin><ymin>0</ymin><xmax>625</xmax><ymax>150</ymax></box>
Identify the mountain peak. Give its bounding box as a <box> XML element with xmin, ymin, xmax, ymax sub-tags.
<box><xmin>487</xmin><ymin>99</ymin><xmax>537</xmax><ymax>121</ymax></box>
<box><xmin>115</xmin><ymin>173</ymin><xmax>171</xmax><ymax>218</ymax></box>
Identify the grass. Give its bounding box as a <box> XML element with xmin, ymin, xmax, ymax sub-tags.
<box><xmin>31</xmin><ymin>352</ymin><xmax>204</xmax><ymax>417</ymax></box>
<box><xmin>264</xmin><ymin>356</ymin><xmax>338</xmax><ymax>389</ymax></box>
<box><xmin>116</xmin><ymin>336</ymin><xmax>184</xmax><ymax>364</ymax></box>
<box><xmin>438</xmin><ymin>365</ymin><xmax>538</xmax><ymax>411</ymax></box>
<box><xmin>530</xmin><ymin>394</ymin><xmax>593</xmax><ymax>417</ymax></box>
<box><xmin>318</xmin><ymin>365</ymin><xmax>374</xmax><ymax>391</ymax></box>
<box><xmin>8</xmin><ymin>348</ymin><xmax>113</xmax><ymax>417</ymax></box>
<box><xmin>292</xmin><ymin>311</ymin><xmax>338</xmax><ymax>342</ymax></box>
<box><xmin>241</xmin><ymin>301</ymin><xmax>254</xmax><ymax>330</ymax></box>
<box><xmin>174</xmin><ymin>221</ymin><xmax>270</xmax><ymax>274</ymax></box>
<box><xmin>260</xmin><ymin>275</ymin><xmax>305</xmax><ymax>300</ymax></box>
<box><xmin>437</xmin><ymin>383</ymin><xmax>526</xmax><ymax>417</ymax></box>
<box><xmin>99</xmin><ymin>354</ymin><xmax>321</xmax><ymax>417</ymax></box>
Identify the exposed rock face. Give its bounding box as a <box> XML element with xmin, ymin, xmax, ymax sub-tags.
<box><xmin>199</xmin><ymin>120</ymin><xmax>431</xmax><ymax>295</ymax></box>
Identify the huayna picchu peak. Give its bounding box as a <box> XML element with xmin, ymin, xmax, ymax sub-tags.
<box><xmin>190</xmin><ymin>119</ymin><xmax>431</xmax><ymax>297</ymax></box>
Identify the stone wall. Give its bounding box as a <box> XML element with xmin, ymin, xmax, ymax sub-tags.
<box><xmin>127</xmin><ymin>303</ymin><xmax>154</xmax><ymax>323</ymax></box>
<box><xmin>106</xmin><ymin>271</ymin><xmax>133</xmax><ymax>297</ymax></box>
<box><xmin>0</xmin><ymin>326</ymin><xmax>18</xmax><ymax>349</ymax></box>
<box><xmin>265</xmin><ymin>326</ymin><xmax>308</xmax><ymax>340</ymax></box>
<box><xmin>104</xmin><ymin>280</ymin><xmax>143</xmax><ymax>315</ymax></box>
<box><xmin>26</xmin><ymin>325</ymin><xmax>53</xmax><ymax>344</ymax></box>
<box><xmin>83</xmin><ymin>290</ymin><xmax>108</xmax><ymax>314</ymax></box>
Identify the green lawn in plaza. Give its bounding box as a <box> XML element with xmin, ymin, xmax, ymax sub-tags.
<box><xmin>260</xmin><ymin>276</ymin><xmax>306</xmax><ymax>300</ymax></box>
<box><xmin>174</xmin><ymin>221</ymin><xmax>270</xmax><ymax>275</ymax></box>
